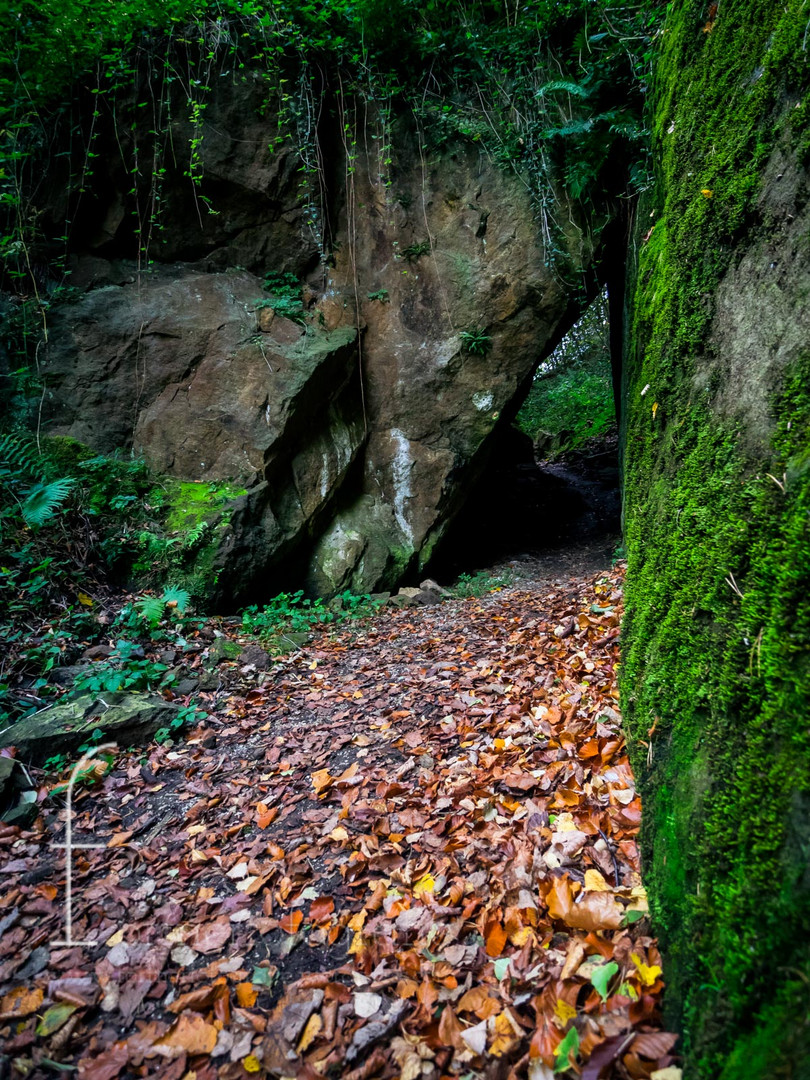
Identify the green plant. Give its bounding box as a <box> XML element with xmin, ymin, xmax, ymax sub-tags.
<box><xmin>240</xmin><ymin>589</ymin><xmax>381</xmax><ymax>652</ymax></box>
<box><xmin>516</xmin><ymin>291</ymin><xmax>615</xmax><ymax>454</ymax></box>
<box><xmin>133</xmin><ymin>587</ymin><xmax>191</xmax><ymax>629</ymax></box>
<box><xmin>154</xmin><ymin>702</ymin><xmax>206</xmax><ymax>744</ymax></box>
<box><xmin>459</xmin><ymin>328</ymin><xmax>492</xmax><ymax>356</ymax></box>
<box><xmin>70</xmin><ymin>640</ymin><xmax>172</xmax><ymax>697</ymax></box>
<box><xmin>366</xmin><ymin>289</ymin><xmax>389</xmax><ymax>302</ymax></box>
<box><xmin>0</xmin><ymin>434</ymin><xmax>75</xmax><ymax>530</ymax></box>
<box><xmin>399</xmin><ymin>241</ymin><xmax>431</xmax><ymax>262</ymax></box>
<box><xmin>450</xmin><ymin>569</ymin><xmax>513</xmax><ymax>599</ymax></box>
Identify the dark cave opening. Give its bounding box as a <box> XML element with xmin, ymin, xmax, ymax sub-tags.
<box><xmin>427</xmin><ymin>291</ymin><xmax>622</xmax><ymax>582</ymax></box>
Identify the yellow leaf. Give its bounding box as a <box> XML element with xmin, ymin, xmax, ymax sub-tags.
<box><xmin>701</xmin><ymin>188</ymin><xmax>713</xmax><ymax>198</ymax></box>
<box><xmin>297</xmin><ymin>1011</ymin><xmax>323</xmax><ymax>1053</ymax></box>
<box><xmin>631</xmin><ymin>952</ymin><xmax>663</xmax><ymax>986</ymax></box>
<box><xmin>494</xmin><ymin>738</ymin><xmax>506</xmax><ymax>750</ymax></box>
<box><xmin>347</xmin><ymin>910</ymin><xmax>367</xmax><ymax>932</ymax></box>
<box><xmin>413</xmin><ymin>873</ymin><xmax>435</xmax><ymax>898</ymax></box>
<box><xmin>329</xmin><ymin>826</ymin><xmax>349</xmax><ymax>842</ymax></box>
<box><xmin>311</xmin><ymin>768</ymin><xmax>333</xmax><ymax>794</ymax></box>
<box><xmin>553</xmin><ymin>999</ymin><xmax>577</xmax><ymax>1027</ymax></box>
<box><xmin>510</xmin><ymin>926</ymin><xmax>534</xmax><ymax>948</ymax></box>
<box><xmin>105</xmin><ymin>927</ymin><xmax>125</xmax><ymax>946</ymax></box>
<box><xmin>242</xmin><ymin>1055</ymin><xmax>262</xmax><ymax>1073</ymax></box>
<box><xmin>78</xmin><ymin>591</ymin><xmax>94</xmax><ymax>607</ymax></box>
<box><xmin>348</xmin><ymin>931</ymin><xmax>367</xmax><ymax>956</ymax></box>
<box><xmin>652</xmin><ymin>401</ymin><xmax>659</xmax><ymax>418</ymax></box>
<box><xmin>584</xmin><ymin>869</ymin><xmax>611</xmax><ymax>892</ymax></box>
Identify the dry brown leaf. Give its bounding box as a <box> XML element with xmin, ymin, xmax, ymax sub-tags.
<box><xmin>153</xmin><ymin>1011</ymin><xmax>218</xmax><ymax>1055</ymax></box>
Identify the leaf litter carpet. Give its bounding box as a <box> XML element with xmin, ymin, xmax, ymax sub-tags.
<box><xmin>0</xmin><ymin>563</ymin><xmax>679</xmax><ymax>1080</ymax></box>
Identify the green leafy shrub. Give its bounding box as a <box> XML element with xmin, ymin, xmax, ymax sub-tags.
<box><xmin>450</xmin><ymin>569</ymin><xmax>513</xmax><ymax>598</ymax></box>
<box><xmin>241</xmin><ymin>589</ymin><xmax>381</xmax><ymax>652</ymax></box>
<box><xmin>399</xmin><ymin>242</ymin><xmax>431</xmax><ymax>262</ymax></box>
<box><xmin>459</xmin><ymin>328</ymin><xmax>492</xmax><ymax>356</ymax></box>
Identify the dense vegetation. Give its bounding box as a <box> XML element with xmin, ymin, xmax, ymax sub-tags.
<box><xmin>516</xmin><ymin>290</ymin><xmax>615</xmax><ymax>455</ymax></box>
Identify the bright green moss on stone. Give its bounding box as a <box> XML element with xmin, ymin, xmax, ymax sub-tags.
<box><xmin>622</xmin><ymin>0</ymin><xmax>810</xmax><ymax>1075</ymax></box>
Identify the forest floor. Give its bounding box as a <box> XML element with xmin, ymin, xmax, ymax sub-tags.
<box><xmin>0</xmin><ymin>557</ymin><xmax>680</xmax><ymax>1080</ymax></box>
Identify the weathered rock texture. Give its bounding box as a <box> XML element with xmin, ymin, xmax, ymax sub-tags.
<box><xmin>39</xmin><ymin>78</ymin><xmax>605</xmax><ymax>603</ymax></box>
<box><xmin>621</xmin><ymin>1</ymin><xmax>810</xmax><ymax>1076</ymax></box>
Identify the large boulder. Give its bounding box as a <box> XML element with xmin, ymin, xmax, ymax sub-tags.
<box><xmin>38</xmin><ymin>84</ymin><xmax>608</xmax><ymax>601</ymax></box>
<box><xmin>0</xmin><ymin>694</ymin><xmax>181</xmax><ymax>763</ymax></box>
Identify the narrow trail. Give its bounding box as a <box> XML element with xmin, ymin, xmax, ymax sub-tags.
<box><xmin>0</xmin><ymin>560</ymin><xmax>678</xmax><ymax>1080</ymax></box>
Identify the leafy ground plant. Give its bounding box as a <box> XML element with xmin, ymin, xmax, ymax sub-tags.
<box><xmin>241</xmin><ymin>589</ymin><xmax>382</xmax><ymax>653</ymax></box>
<box><xmin>450</xmin><ymin>569</ymin><xmax>513</xmax><ymax>598</ymax></box>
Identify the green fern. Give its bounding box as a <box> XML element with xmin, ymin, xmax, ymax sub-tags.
<box><xmin>0</xmin><ymin>433</ymin><xmax>40</xmax><ymax>479</ymax></box>
<box><xmin>21</xmin><ymin>477</ymin><xmax>75</xmax><ymax>526</ymax></box>
<box><xmin>134</xmin><ymin>586</ymin><xmax>190</xmax><ymax>628</ymax></box>
<box><xmin>536</xmin><ymin>80</ymin><xmax>591</xmax><ymax>99</ymax></box>
<box><xmin>134</xmin><ymin>595</ymin><xmax>166</xmax><ymax>626</ymax></box>
<box><xmin>162</xmin><ymin>587</ymin><xmax>190</xmax><ymax>615</ymax></box>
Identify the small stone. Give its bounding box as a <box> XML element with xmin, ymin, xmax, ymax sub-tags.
<box><xmin>416</xmin><ymin>589</ymin><xmax>442</xmax><ymax>606</ymax></box>
<box><xmin>82</xmin><ymin>644</ymin><xmax>114</xmax><ymax>660</ymax></box>
<box><xmin>238</xmin><ymin>644</ymin><xmax>270</xmax><ymax>670</ymax></box>
<box><xmin>419</xmin><ymin>578</ymin><xmax>449</xmax><ymax>597</ymax></box>
<box><xmin>257</xmin><ymin>306</ymin><xmax>275</xmax><ymax>332</ymax></box>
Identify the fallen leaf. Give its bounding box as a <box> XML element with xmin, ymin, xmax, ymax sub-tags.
<box><xmin>354</xmin><ymin>991</ymin><xmax>382</xmax><ymax>1018</ymax></box>
<box><xmin>236</xmin><ymin>982</ymin><xmax>259</xmax><ymax>1007</ymax></box>
<box><xmin>485</xmin><ymin>921</ymin><xmax>508</xmax><ymax>957</ymax></box>
<box><xmin>188</xmin><ymin>917</ymin><xmax>232</xmax><ymax>954</ymax></box>
<box><xmin>36</xmin><ymin>1003</ymin><xmax>78</xmax><ymax>1037</ymax></box>
<box><xmin>297</xmin><ymin>1010</ymin><xmax>323</xmax><ymax>1052</ymax></box>
<box><xmin>632</xmin><ymin>953</ymin><xmax>663</xmax><ymax>986</ymax></box>
<box><xmin>1</xmin><ymin>985</ymin><xmax>44</xmax><ymax>1018</ymax></box>
<box><xmin>153</xmin><ymin>1011</ymin><xmax>218</xmax><ymax>1055</ymax></box>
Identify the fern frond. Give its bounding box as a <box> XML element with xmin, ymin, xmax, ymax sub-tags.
<box><xmin>21</xmin><ymin>477</ymin><xmax>75</xmax><ymax>526</ymax></box>
<box><xmin>162</xmin><ymin>587</ymin><xmax>190</xmax><ymax>615</ymax></box>
<box><xmin>134</xmin><ymin>595</ymin><xmax>166</xmax><ymax>626</ymax></box>
<box><xmin>541</xmin><ymin>119</ymin><xmax>594</xmax><ymax>138</ymax></box>
<box><xmin>0</xmin><ymin>434</ymin><xmax>41</xmax><ymax>480</ymax></box>
<box><xmin>536</xmin><ymin>80</ymin><xmax>590</xmax><ymax>99</ymax></box>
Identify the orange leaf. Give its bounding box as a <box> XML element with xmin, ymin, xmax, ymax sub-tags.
<box><xmin>279</xmin><ymin>910</ymin><xmax>303</xmax><ymax>934</ymax></box>
<box><xmin>256</xmin><ymin>804</ymin><xmax>279</xmax><ymax>829</ymax></box>
<box><xmin>236</xmin><ymin>982</ymin><xmax>259</xmax><ymax>1007</ymax></box>
<box><xmin>530</xmin><ymin>1021</ymin><xmax>561</xmax><ymax>1066</ymax></box>
<box><xmin>564</xmin><ymin>892</ymin><xmax>623</xmax><ymax>931</ymax></box>
<box><xmin>438</xmin><ymin>1005</ymin><xmax>466</xmax><ymax>1050</ymax></box>
<box><xmin>311</xmin><ymin>769</ymin><xmax>333</xmax><ymax>794</ymax></box>
<box><xmin>545</xmin><ymin>876</ymin><xmax>574</xmax><ymax>922</ymax></box>
<box><xmin>485</xmin><ymin>920</ymin><xmax>508</xmax><ymax>957</ymax></box>
<box><xmin>309</xmin><ymin>896</ymin><xmax>335</xmax><ymax>922</ymax></box>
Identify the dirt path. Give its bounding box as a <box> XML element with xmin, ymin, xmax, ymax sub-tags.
<box><xmin>0</xmin><ymin>562</ymin><xmax>679</xmax><ymax>1080</ymax></box>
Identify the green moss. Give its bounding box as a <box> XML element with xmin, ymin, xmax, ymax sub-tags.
<box><xmin>164</xmin><ymin>479</ymin><xmax>246</xmax><ymax>534</ymax></box>
<box><xmin>622</xmin><ymin>1</ymin><xmax>810</xmax><ymax>1074</ymax></box>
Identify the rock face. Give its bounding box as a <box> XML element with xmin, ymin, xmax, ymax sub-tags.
<box><xmin>40</xmin><ymin>79</ymin><xmax>606</xmax><ymax>601</ymax></box>
<box><xmin>620</xmin><ymin>2</ymin><xmax>810</xmax><ymax>1075</ymax></box>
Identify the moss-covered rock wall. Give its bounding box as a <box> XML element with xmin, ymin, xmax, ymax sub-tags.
<box><xmin>621</xmin><ymin>1</ymin><xmax>810</xmax><ymax>1075</ymax></box>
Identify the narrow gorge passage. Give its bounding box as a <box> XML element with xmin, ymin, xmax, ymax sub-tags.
<box><xmin>0</xmin><ymin>562</ymin><xmax>677</xmax><ymax>1078</ymax></box>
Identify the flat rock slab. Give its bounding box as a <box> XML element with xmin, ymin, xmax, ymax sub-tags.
<box><xmin>0</xmin><ymin>693</ymin><xmax>180</xmax><ymax>762</ymax></box>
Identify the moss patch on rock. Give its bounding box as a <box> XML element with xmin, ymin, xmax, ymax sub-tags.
<box><xmin>622</xmin><ymin>1</ymin><xmax>810</xmax><ymax>1075</ymax></box>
